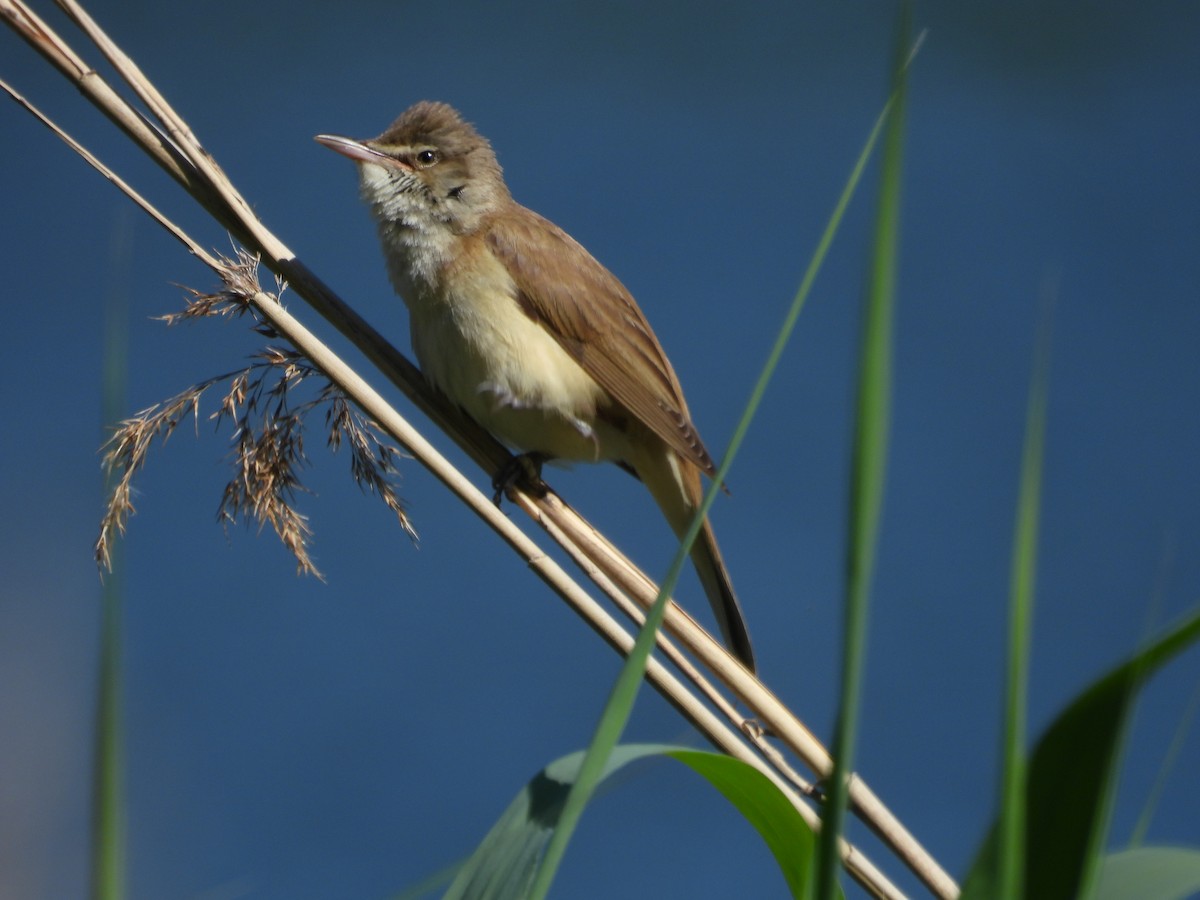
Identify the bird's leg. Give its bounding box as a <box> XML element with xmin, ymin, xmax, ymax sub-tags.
<box><xmin>492</xmin><ymin>452</ymin><xmax>550</xmax><ymax>506</ymax></box>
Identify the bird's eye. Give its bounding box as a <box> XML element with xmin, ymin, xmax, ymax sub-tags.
<box><xmin>416</xmin><ymin>149</ymin><xmax>439</xmax><ymax>167</ymax></box>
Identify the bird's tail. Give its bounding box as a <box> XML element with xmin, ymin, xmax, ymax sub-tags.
<box><xmin>635</xmin><ymin>447</ymin><xmax>756</xmax><ymax>672</ymax></box>
<box><xmin>691</xmin><ymin>514</ymin><xmax>756</xmax><ymax>672</ymax></box>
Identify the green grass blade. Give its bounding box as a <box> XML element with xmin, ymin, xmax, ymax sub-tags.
<box><xmin>92</xmin><ymin>212</ymin><xmax>132</xmax><ymax>900</ymax></box>
<box><xmin>1026</xmin><ymin>610</ymin><xmax>1200</xmax><ymax>900</ymax></box>
<box><xmin>92</xmin><ymin>578</ymin><xmax>126</xmax><ymax>900</ymax></box>
<box><xmin>1128</xmin><ymin>681</ymin><xmax>1200</xmax><ymax>847</ymax></box>
<box><xmin>996</xmin><ymin>311</ymin><xmax>1053</xmax><ymax>897</ymax></box>
<box><xmin>962</xmin><ymin>608</ymin><xmax>1200</xmax><ymax>900</ymax></box>
<box><xmin>815</xmin><ymin>10</ymin><xmax>910</xmax><ymax>898</ymax></box>
<box><xmin>1128</xmin><ymin>539</ymin><xmax>1198</xmax><ymax>849</ymax></box>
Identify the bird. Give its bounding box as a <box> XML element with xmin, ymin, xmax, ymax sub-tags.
<box><xmin>316</xmin><ymin>101</ymin><xmax>755</xmax><ymax>671</ymax></box>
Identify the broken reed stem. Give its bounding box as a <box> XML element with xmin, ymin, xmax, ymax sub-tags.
<box><xmin>1</xmin><ymin>3</ymin><xmax>958</xmax><ymax>898</ymax></box>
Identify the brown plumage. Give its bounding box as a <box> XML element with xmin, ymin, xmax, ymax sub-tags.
<box><xmin>317</xmin><ymin>102</ymin><xmax>755</xmax><ymax>671</ymax></box>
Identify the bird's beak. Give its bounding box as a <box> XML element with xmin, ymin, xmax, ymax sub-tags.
<box><xmin>314</xmin><ymin>134</ymin><xmax>411</xmax><ymax>171</ymax></box>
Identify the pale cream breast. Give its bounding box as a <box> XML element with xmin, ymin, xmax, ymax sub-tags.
<box><xmin>407</xmin><ymin>237</ymin><xmax>615</xmax><ymax>462</ymax></box>
<box><xmin>360</xmin><ymin>160</ymin><xmax>617</xmax><ymax>462</ymax></box>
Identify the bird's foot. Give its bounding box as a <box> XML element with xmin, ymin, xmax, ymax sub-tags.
<box><xmin>492</xmin><ymin>452</ymin><xmax>549</xmax><ymax>506</ymax></box>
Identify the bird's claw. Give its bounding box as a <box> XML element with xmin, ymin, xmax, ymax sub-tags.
<box><xmin>492</xmin><ymin>452</ymin><xmax>548</xmax><ymax>507</ymax></box>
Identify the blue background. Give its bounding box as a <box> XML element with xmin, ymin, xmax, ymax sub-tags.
<box><xmin>2</xmin><ymin>2</ymin><xmax>1198</xmax><ymax>898</ymax></box>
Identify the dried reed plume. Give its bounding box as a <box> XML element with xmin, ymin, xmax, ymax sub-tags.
<box><xmin>96</xmin><ymin>252</ymin><xmax>415</xmax><ymax>578</ymax></box>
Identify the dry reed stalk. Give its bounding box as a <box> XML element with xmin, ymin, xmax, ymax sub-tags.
<box><xmin>1</xmin><ymin>2</ymin><xmax>958</xmax><ymax>897</ymax></box>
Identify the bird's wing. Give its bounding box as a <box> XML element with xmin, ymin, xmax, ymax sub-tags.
<box><xmin>485</xmin><ymin>206</ymin><xmax>716</xmax><ymax>476</ymax></box>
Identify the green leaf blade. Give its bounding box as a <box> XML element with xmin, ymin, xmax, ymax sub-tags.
<box><xmin>669</xmin><ymin>749</ymin><xmax>825</xmax><ymax>900</ymax></box>
<box><xmin>963</xmin><ymin>609</ymin><xmax>1200</xmax><ymax>900</ymax></box>
<box><xmin>1094</xmin><ymin>846</ymin><xmax>1200</xmax><ymax>900</ymax></box>
<box><xmin>816</xmin><ymin>9</ymin><xmax>912</xmax><ymax>898</ymax></box>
